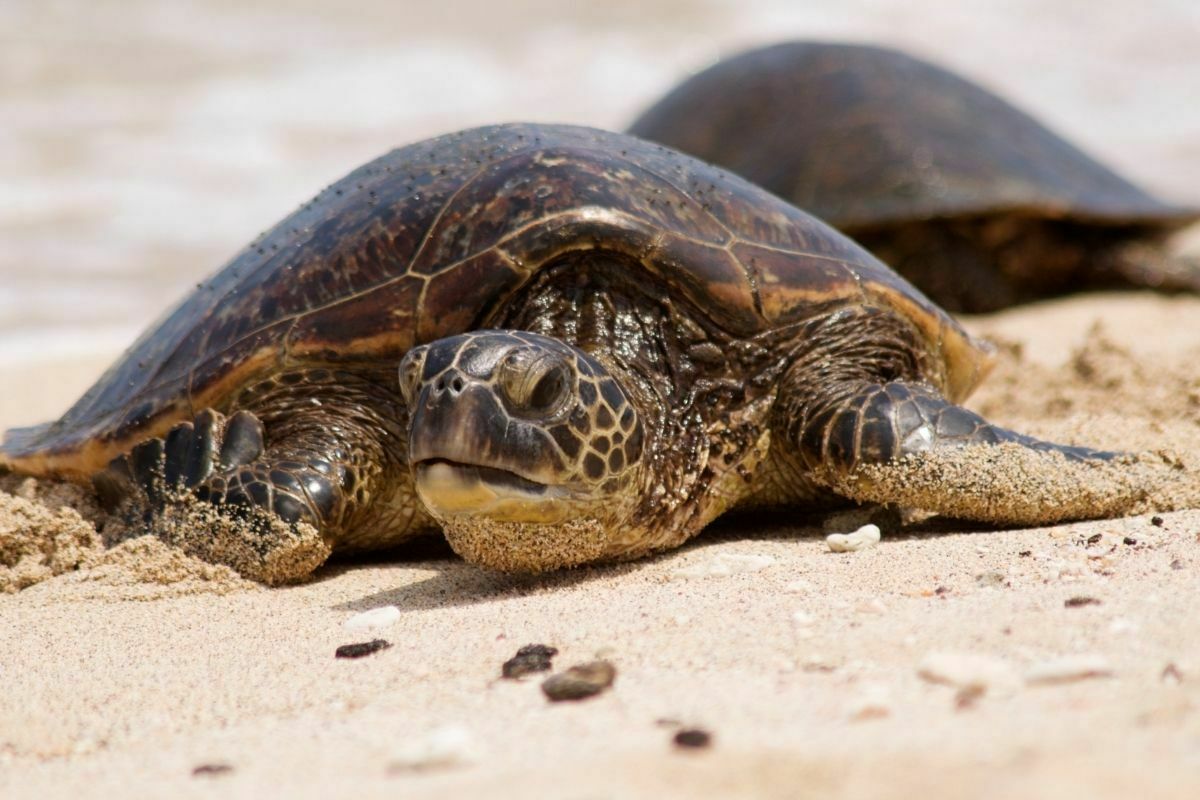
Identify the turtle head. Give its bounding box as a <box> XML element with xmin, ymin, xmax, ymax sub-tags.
<box><xmin>399</xmin><ymin>330</ymin><xmax>647</xmax><ymax>570</ymax></box>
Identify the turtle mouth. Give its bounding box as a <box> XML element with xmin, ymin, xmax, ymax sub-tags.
<box><xmin>413</xmin><ymin>458</ymin><xmax>570</xmax><ymax>522</ymax></box>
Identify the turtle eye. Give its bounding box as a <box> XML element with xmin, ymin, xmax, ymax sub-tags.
<box><xmin>498</xmin><ymin>348</ymin><xmax>572</xmax><ymax>417</ymax></box>
<box><xmin>398</xmin><ymin>346</ymin><xmax>427</xmax><ymax>407</ymax></box>
<box><xmin>528</xmin><ymin>363</ymin><xmax>570</xmax><ymax>412</ymax></box>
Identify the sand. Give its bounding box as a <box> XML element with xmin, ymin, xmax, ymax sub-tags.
<box><xmin>0</xmin><ymin>292</ymin><xmax>1198</xmax><ymax>800</ymax></box>
<box><xmin>3</xmin><ymin>0</ymin><xmax>1200</xmax><ymax>795</ymax></box>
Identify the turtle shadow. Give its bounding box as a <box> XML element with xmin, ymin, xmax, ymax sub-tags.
<box><xmin>322</xmin><ymin>510</ymin><xmax>996</xmax><ymax>613</ymax></box>
<box><xmin>322</xmin><ymin>531</ymin><xmax>659</xmax><ymax>613</ymax></box>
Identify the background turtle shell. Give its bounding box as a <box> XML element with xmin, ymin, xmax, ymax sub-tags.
<box><xmin>1</xmin><ymin>123</ymin><xmax>989</xmax><ymax>479</ymax></box>
<box><xmin>628</xmin><ymin>42</ymin><xmax>1199</xmax><ymax>232</ymax></box>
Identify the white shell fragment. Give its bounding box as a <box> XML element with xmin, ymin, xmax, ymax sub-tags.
<box><xmin>342</xmin><ymin>605</ymin><xmax>402</xmax><ymax>631</ymax></box>
<box><xmin>918</xmin><ymin>652</ymin><xmax>1018</xmax><ymax>692</ymax></box>
<box><xmin>826</xmin><ymin>524</ymin><xmax>882</xmax><ymax>553</ymax></box>
<box><xmin>1026</xmin><ymin>655</ymin><xmax>1114</xmax><ymax>685</ymax></box>
<box><xmin>387</xmin><ymin>725</ymin><xmax>477</xmax><ymax>772</ymax></box>
<box><xmin>670</xmin><ymin>553</ymin><xmax>776</xmax><ymax>579</ymax></box>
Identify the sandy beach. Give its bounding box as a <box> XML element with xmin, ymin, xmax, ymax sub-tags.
<box><xmin>4</xmin><ymin>299</ymin><xmax>1199</xmax><ymax>800</ymax></box>
<box><xmin>3</xmin><ymin>1</ymin><xmax>1200</xmax><ymax>798</ymax></box>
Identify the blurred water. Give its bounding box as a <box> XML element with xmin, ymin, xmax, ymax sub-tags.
<box><xmin>1</xmin><ymin>0</ymin><xmax>1197</xmax><ymax>365</ymax></box>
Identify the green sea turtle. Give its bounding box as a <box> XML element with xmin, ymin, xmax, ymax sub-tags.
<box><xmin>629</xmin><ymin>42</ymin><xmax>1200</xmax><ymax>312</ymax></box>
<box><xmin>0</xmin><ymin>124</ymin><xmax>1128</xmax><ymax>582</ymax></box>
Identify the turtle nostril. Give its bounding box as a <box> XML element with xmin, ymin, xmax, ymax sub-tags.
<box><xmin>450</xmin><ymin>375</ymin><xmax>465</xmax><ymax>393</ymax></box>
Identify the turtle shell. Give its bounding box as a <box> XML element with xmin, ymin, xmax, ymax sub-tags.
<box><xmin>629</xmin><ymin>42</ymin><xmax>1199</xmax><ymax>232</ymax></box>
<box><xmin>1</xmin><ymin>123</ymin><xmax>990</xmax><ymax>479</ymax></box>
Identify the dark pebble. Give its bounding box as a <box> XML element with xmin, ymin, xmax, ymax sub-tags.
<box><xmin>1064</xmin><ymin>596</ymin><xmax>1101</xmax><ymax>608</ymax></box>
<box><xmin>541</xmin><ymin>660</ymin><xmax>616</xmax><ymax>701</ymax></box>
<box><xmin>1085</xmin><ymin>533</ymin><xmax>1103</xmax><ymax>546</ymax></box>
<box><xmin>1151</xmin><ymin>516</ymin><xmax>1164</xmax><ymax>527</ymax></box>
<box><xmin>1123</xmin><ymin>537</ymin><xmax>1138</xmax><ymax>546</ymax></box>
<box><xmin>502</xmin><ymin>643</ymin><xmax>559</xmax><ymax>679</ymax></box>
<box><xmin>673</xmin><ymin>728</ymin><xmax>713</xmax><ymax>749</ymax></box>
<box><xmin>1017</xmin><ymin>550</ymin><xmax>1032</xmax><ymax>557</ymax></box>
<box><xmin>335</xmin><ymin>639</ymin><xmax>392</xmax><ymax>659</ymax></box>
<box><xmin>192</xmin><ymin>764</ymin><xmax>233</xmax><ymax>777</ymax></box>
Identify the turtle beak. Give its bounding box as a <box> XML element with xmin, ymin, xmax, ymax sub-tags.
<box><xmin>407</xmin><ymin>370</ymin><xmax>571</xmax><ymax>519</ymax></box>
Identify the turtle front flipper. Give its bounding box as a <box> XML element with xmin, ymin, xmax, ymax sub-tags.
<box><xmin>93</xmin><ymin>408</ymin><xmax>340</xmax><ymax>583</ymax></box>
<box><xmin>776</xmin><ymin>377</ymin><xmax>1162</xmax><ymax>526</ymax></box>
<box><xmin>90</xmin><ymin>366</ymin><xmax>426</xmax><ymax>585</ymax></box>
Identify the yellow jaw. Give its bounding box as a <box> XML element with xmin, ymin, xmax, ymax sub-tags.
<box><xmin>414</xmin><ymin>461</ymin><xmax>572</xmax><ymax>524</ymax></box>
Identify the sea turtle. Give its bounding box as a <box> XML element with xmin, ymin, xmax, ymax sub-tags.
<box><xmin>0</xmin><ymin>124</ymin><xmax>1127</xmax><ymax>582</ymax></box>
<box><xmin>628</xmin><ymin>42</ymin><xmax>1200</xmax><ymax>312</ymax></box>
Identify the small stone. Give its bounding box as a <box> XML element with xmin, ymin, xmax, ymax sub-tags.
<box><xmin>975</xmin><ymin>571</ymin><xmax>1006</xmax><ymax>588</ymax></box>
<box><xmin>673</xmin><ymin>728</ymin><xmax>712</xmax><ymax>749</ymax></box>
<box><xmin>1018</xmin><ymin>550</ymin><xmax>1033</xmax><ymax>557</ymax></box>
<box><xmin>1026</xmin><ymin>655</ymin><xmax>1113</xmax><ymax>685</ymax></box>
<box><xmin>192</xmin><ymin>764</ymin><xmax>233</xmax><ymax>777</ymax></box>
<box><xmin>1161</xmin><ymin>663</ymin><xmax>1184</xmax><ymax>684</ymax></box>
<box><xmin>802</xmin><ymin>656</ymin><xmax>838</xmax><ymax>673</ymax></box>
<box><xmin>1085</xmin><ymin>533</ymin><xmax>1103</xmax><ymax>546</ymax></box>
<box><xmin>387</xmin><ymin>725</ymin><xmax>476</xmax><ymax>773</ymax></box>
<box><xmin>669</xmin><ymin>553</ymin><xmax>776</xmax><ymax>579</ymax></box>
<box><xmin>917</xmin><ymin>652</ymin><xmax>1017</xmax><ymax>692</ymax></box>
<box><xmin>856</xmin><ymin>598</ymin><xmax>887</xmax><ymax>615</ymax></box>
<box><xmin>826</xmin><ymin>524</ymin><xmax>881</xmax><ymax>553</ymax></box>
<box><xmin>542</xmin><ymin>660</ymin><xmax>616</xmax><ymax>701</ymax></box>
<box><xmin>1170</xmin><ymin>559</ymin><xmax>1184</xmax><ymax>570</ymax></box>
<box><xmin>342</xmin><ymin>606</ymin><xmax>401</xmax><ymax>631</ymax></box>
<box><xmin>1123</xmin><ymin>537</ymin><xmax>1138</xmax><ymax>546</ymax></box>
<box><xmin>847</xmin><ymin>683</ymin><xmax>892</xmax><ymax>720</ymax></box>
<box><xmin>954</xmin><ymin>685</ymin><xmax>986</xmax><ymax>710</ymax></box>
<box><xmin>1064</xmin><ymin>596</ymin><xmax>1101</xmax><ymax>608</ymax></box>
<box><xmin>335</xmin><ymin>639</ymin><xmax>392</xmax><ymax>659</ymax></box>
<box><xmin>791</xmin><ymin>610</ymin><xmax>815</xmax><ymax>626</ymax></box>
<box><xmin>501</xmin><ymin>643</ymin><xmax>558</xmax><ymax>679</ymax></box>
<box><xmin>1151</xmin><ymin>516</ymin><xmax>1164</xmax><ymax>527</ymax></box>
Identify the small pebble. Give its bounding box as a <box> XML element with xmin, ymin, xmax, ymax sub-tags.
<box><xmin>856</xmin><ymin>598</ymin><xmax>887</xmax><ymax>615</ymax></box>
<box><xmin>1064</xmin><ymin>596</ymin><xmax>1101</xmax><ymax>608</ymax></box>
<box><xmin>1085</xmin><ymin>533</ymin><xmax>1103</xmax><ymax>546</ymax></box>
<box><xmin>387</xmin><ymin>725</ymin><xmax>476</xmax><ymax>773</ymax></box>
<box><xmin>501</xmin><ymin>643</ymin><xmax>558</xmax><ymax>679</ymax></box>
<box><xmin>342</xmin><ymin>605</ymin><xmax>401</xmax><ymax>631</ymax></box>
<box><xmin>917</xmin><ymin>652</ymin><xmax>1017</xmax><ymax>692</ymax></box>
<box><xmin>847</xmin><ymin>683</ymin><xmax>892</xmax><ymax>720</ymax></box>
<box><xmin>1122</xmin><ymin>537</ymin><xmax>1138</xmax><ymax>546</ymax></box>
<box><xmin>826</xmin><ymin>524</ymin><xmax>881</xmax><ymax>553</ymax></box>
<box><xmin>1018</xmin><ymin>550</ymin><xmax>1033</xmax><ymax>557</ymax></box>
<box><xmin>335</xmin><ymin>639</ymin><xmax>392</xmax><ymax>659</ymax></box>
<box><xmin>192</xmin><ymin>764</ymin><xmax>233</xmax><ymax>777</ymax></box>
<box><xmin>670</xmin><ymin>552</ymin><xmax>776</xmax><ymax>579</ymax></box>
<box><xmin>1151</xmin><ymin>516</ymin><xmax>1164</xmax><ymax>527</ymax></box>
<box><xmin>1170</xmin><ymin>559</ymin><xmax>1184</xmax><ymax>570</ymax></box>
<box><xmin>975</xmin><ymin>571</ymin><xmax>1007</xmax><ymax>588</ymax></box>
<box><xmin>673</xmin><ymin>728</ymin><xmax>713</xmax><ymax>749</ymax></box>
<box><xmin>954</xmin><ymin>685</ymin><xmax>986</xmax><ymax>710</ymax></box>
<box><xmin>1026</xmin><ymin>655</ymin><xmax>1113</xmax><ymax>685</ymax></box>
<box><xmin>542</xmin><ymin>660</ymin><xmax>616</xmax><ymax>701</ymax></box>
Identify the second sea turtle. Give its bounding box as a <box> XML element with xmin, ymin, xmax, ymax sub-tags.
<box><xmin>629</xmin><ymin>42</ymin><xmax>1200</xmax><ymax>312</ymax></box>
